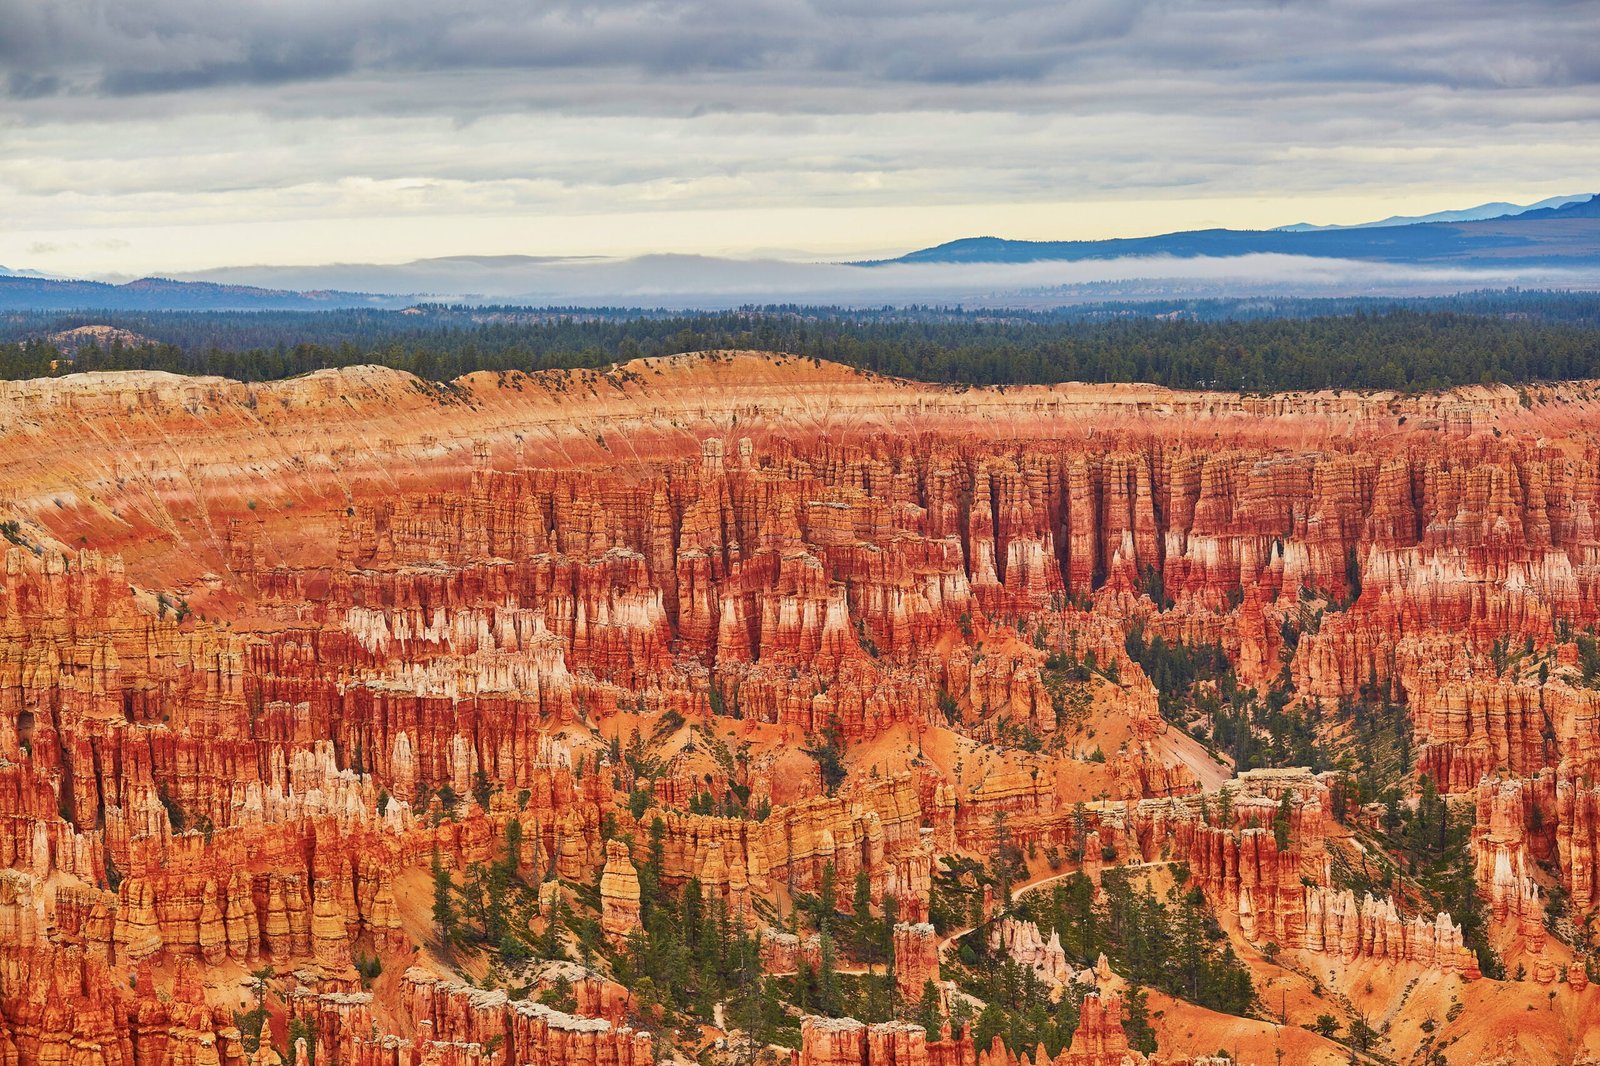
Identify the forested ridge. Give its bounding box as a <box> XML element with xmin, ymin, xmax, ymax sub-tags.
<box><xmin>4</xmin><ymin>291</ymin><xmax>1600</xmax><ymax>391</ymax></box>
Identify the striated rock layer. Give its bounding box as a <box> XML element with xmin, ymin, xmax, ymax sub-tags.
<box><xmin>7</xmin><ymin>357</ymin><xmax>1600</xmax><ymax>1065</ymax></box>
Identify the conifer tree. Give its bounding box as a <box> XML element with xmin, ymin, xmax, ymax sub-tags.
<box><xmin>851</xmin><ymin>869</ymin><xmax>876</xmax><ymax>958</ymax></box>
<box><xmin>431</xmin><ymin>848</ymin><xmax>457</xmax><ymax>945</ymax></box>
<box><xmin>818</xmin><ymin>929</ymin><xmax>840</xmax><ymax>1016</ymax></box>
<box><xmin>914</xmin><ymin>979</ymin><xmax>944</xmax><ymax>1035</ymax></box>
<box><xmin>1273</xmin><ymin>791</ymin><xmax>1294</xmax><ymax>851</ymax></box>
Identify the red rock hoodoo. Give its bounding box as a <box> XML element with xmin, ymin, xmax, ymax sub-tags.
<box><xmin>6</xmin><ymin>357</ymin><xmax>1600</xmax><ymax>1066</ymax></box>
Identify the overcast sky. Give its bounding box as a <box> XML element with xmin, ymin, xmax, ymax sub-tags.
<box><xmin>2</xmin><ymin>0</ymin><xmax>1598</xmax><ymax>277</ymax></box>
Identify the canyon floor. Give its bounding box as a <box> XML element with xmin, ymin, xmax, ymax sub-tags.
<box><xmin>5</xmin><ymin>352</ymin><xmax>1600</xmax><ymax>1066</ymax></box>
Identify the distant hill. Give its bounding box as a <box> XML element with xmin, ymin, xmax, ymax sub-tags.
<box><xmin>1274</xmin><ymin>193</ymin><xmax>1590</xmax><ymax>231</ymax></box>
<box><xmin>1505</xmin><ymin>196</ymin><xmax>1600</xmax><ymax>221</ymax></box>
<box><xmin>48</xmin><ymin>324</ymin><xmax>158</xmax><ymax>353</ymax></box>
<box><xmin>870</xmin><ymin>195</ymin><xmax>1600</xmax><ymax>267</ymax></box>
<box><xmin>5</xmin><ymin>194</ymin><xmax>1599</xmax><ymax>312</ymax></box>
<box><xmin>0</xmin><ymin>274</ymin><xmax>401</xmax><ymax>311</ymax></box>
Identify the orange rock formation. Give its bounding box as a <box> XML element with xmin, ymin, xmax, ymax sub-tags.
<box><xmin>7</xmin><ymin>357</ymin><xmax>1600</xmax><ymax>1065</ymax></box>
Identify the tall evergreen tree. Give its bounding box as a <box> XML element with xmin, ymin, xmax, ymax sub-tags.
<box><xmin>851</xmin><ymin>869</ymin><xmax>876</xmax><ymax>959</ymax></box>
<box><xmin>431</xmin><ymin>848</ymin><xmax>457</xmax><ymax>945</ymax></box>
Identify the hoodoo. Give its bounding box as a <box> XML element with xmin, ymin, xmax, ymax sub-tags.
<box><xmin>6</xmin><ymin>354</ymin><xmax>1600</xmax><ymax>1065</ymax></box>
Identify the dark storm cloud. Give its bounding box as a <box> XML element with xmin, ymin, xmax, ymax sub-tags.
<box><xmin>3</xmin><ymin>0</ymin><xmax>1596</xmax><ymax>111</ymax></box>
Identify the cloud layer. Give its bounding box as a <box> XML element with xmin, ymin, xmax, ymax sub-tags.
<box><xmin>2</xmin><ymin>0</ymin><xmax>1598</xmax><ymax>277</ymax></box>
<box><xmin>8</xmin><ymin>0</ymin><xmax>1600</xmax><ymax>105</ymax></box>
<box><xmin>177</xmin><ymin>252</ymin><xmax>1600</xmax><ymax>309</ymax></box>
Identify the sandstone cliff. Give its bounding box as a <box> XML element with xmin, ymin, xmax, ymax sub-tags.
<box><xmin>7</xmin><ymin>357</ymin><xmax>1600</xmax><ymax>1066</ymax></box>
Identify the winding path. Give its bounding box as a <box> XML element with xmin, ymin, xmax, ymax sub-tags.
<box><xmin>936</xmin><ymin>867</ymin><xmax>1084</xmax><ymax>961</ymax></box>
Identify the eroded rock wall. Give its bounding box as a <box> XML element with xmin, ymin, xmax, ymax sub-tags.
<box><xmin>7</xmin><ymin>358</ymin><xmax>1600</xmax><ymax>1065</ymax></box>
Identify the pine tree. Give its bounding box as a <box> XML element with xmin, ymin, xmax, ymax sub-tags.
<box><xmin>914</xmin><ymin>979</ymin><xmax>944</xmax><ymax>1035</ymax></box>
<box><xmin>684</xmin><ymin>878</ymin><xmax>705</xmax><ymax>955</ymax></box>
<box><xmin>1055</xmin><ymin>873</ymin><xmax>1097</xmax><ymax>961</ymax></box>
<box><xmin>973</xmin><ymin>1003</ymin><xmax>1007</xmax><ymax>1054</ymax></box>
<box><xmin>736</xmin><ymin>968</ymin><xmax>777</xmax><ymax>1066</ymax></box>
<box><xmin>431</xmin><ymin>848</ymin><xmax>457</xmax><ymax>945</ymax></box>
<box><xmin>991</xmin><ymin>812</ymin><xmax>1017</xmax><ymax>904</ymax></box>
<box><xmin>1273</xmin><ymin>790</ymin><xmax>1294</xmax><ymax>851</ymax></box>
<box><xmin>539</xmin><ymin>899</ymin><xmax>566</xmax><ymax>959</ymax></box>
<box><xmin>1171</xmin><ymin>889</ymin><xmax>1208</xmax><ymax>1003</ymax></box>
<box><xmin>1123</xmin><ymin>986</ymin><xmax>1157</xmax><ymax>1055</ymax></box>
<box><xmin>795</xmin><ymin>959</ymin><xmax>816</xmax><ymax>1012</ymax></box>
<box><xmin>234</xmin><ymin>965</ymin><xmax>275</xmax><ymax>1053</ymax></box>
<box><xmin>851</xmin><ymin>869</ymin><xmax>875</xmax><ymax>958</ymax></box>
<box><xmin>881</xmin><ymin>893</ymin><xmax>899</xmax><ymax>970</ymax></box>
<box><xmin>1216</xmin><ymin>785</ymin><xmax>1234</xmax><ymax>828</ymax></box>
<box><xmin>482</xmin><ymin>862</ymin><xmax>510</xmax><ymax>946</ymax></box>
<box><xmin>820</xmin><ymin>861</ymin><xmax>838</xmax><ymax>922</ymax></box>
<box><xmin>503</xmin><ymin>818</ymin><xmax>522</xmax><ymax>876</ymax></box>
<box><xmin>639</xmin><ymin>816</ymin><xmax>665</xmax><ymax>922</ymax></box>
<box><xmin>1070</xmin><ymin>802</ymin><xmax>1088</xmax><ymax>862</ymax></box>
<box><xmin>818</xmin><ymin>929</ymin><xmax>840</xmax><ymax>1016</ymax></box>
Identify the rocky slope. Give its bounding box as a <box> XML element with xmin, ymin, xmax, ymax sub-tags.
<box><xmin>5</xmin><ymin>354</ymin><xmax>1600</xmax><ymax>1066</ymax></box>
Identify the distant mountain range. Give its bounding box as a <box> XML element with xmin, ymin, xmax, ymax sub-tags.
<box><xmin>1273</xmin><ymin>193</ymin><xmax>1591</xmax><ymax>231</ymax></box>
<box><xmin>870</xmin><ymin>194</ymin><xmax>1600</xmax><ymax>266</ymax></box>
<box><xmin>2</xmin><ymin>194</ymin><xmax>1598</xmax><ymax>311</ymax></box>
<box><xmin>0</xmin><ymin>273</ymin><xmax>401</xmax><ymax>312</ymax></box>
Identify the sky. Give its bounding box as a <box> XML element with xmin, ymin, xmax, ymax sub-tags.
<box><xmin>2</xmin><ymin>0</ymin><xmax>1599</xmax><ymax>278</ymax></box>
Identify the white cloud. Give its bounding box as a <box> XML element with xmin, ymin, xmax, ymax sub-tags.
<box><xmin>1</xmin><ymin>0</ymin><xmax>1597</xmax><ymax>275</ymax></box>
